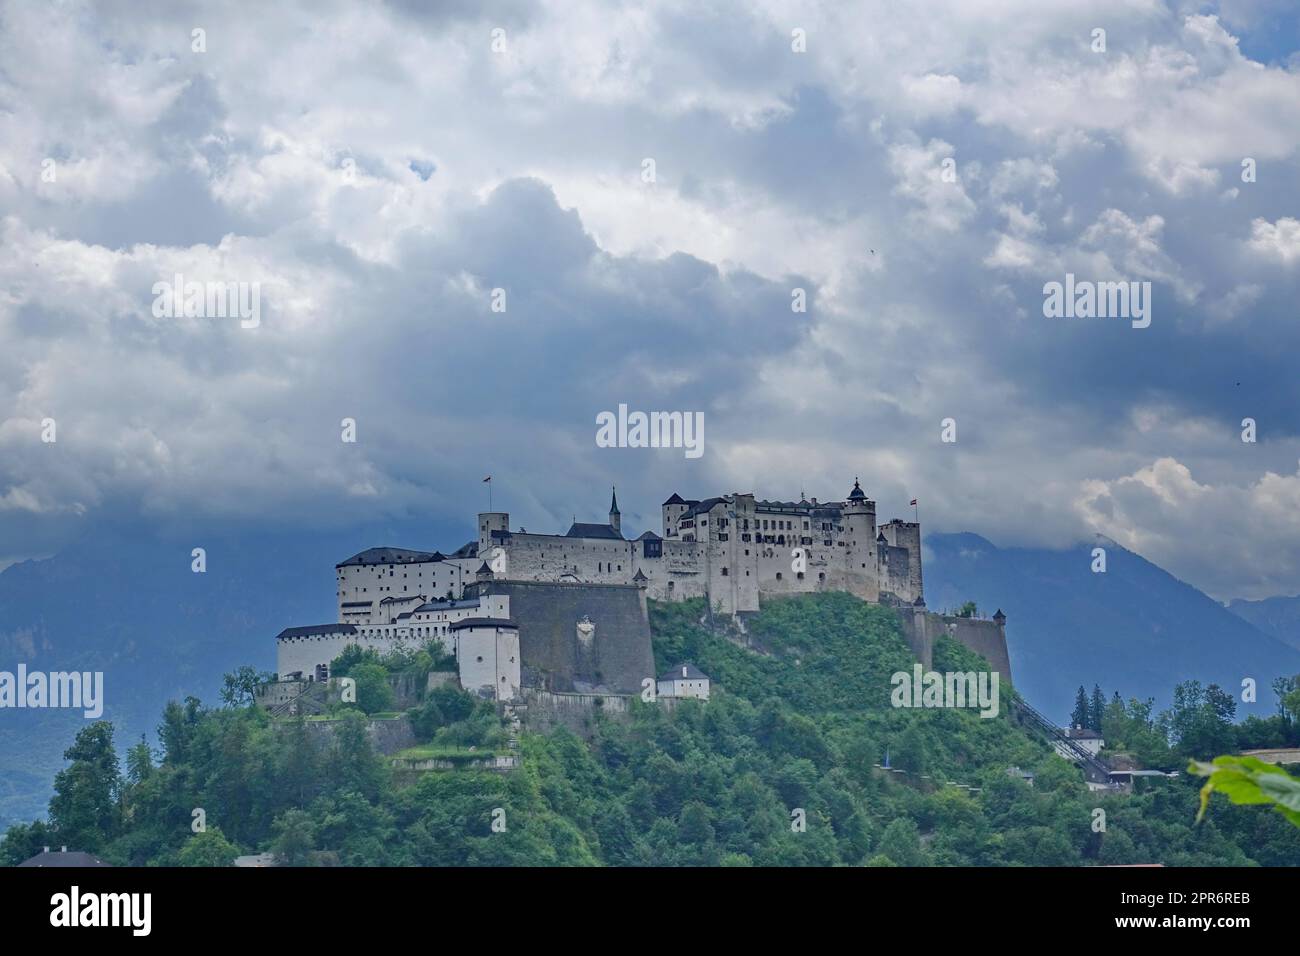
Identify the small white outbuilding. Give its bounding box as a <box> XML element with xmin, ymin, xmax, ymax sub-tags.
<box><xmin>657</xmin><ymin>663</ymin><xmax>710</xmax><ymax>701</ymax></box>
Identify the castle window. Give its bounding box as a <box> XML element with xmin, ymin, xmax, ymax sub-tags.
<box><xmin>775</xmin><ymin>572</ymin><xmax>782</xmax><ymax>581</ymax></box>
<box><xmin>797</xmin><ymin>572</ymin><xmax>805</xmax><ymax>580</ymax></box>
<box><xmin>721</xmin><ymin>567</ymin><xmax>728</xmax><ymax>576</ymax></box>
<box><xmin>818</xmin><ymin>572</ymin><xmax>826</xmax><ymax>581</ymax></box>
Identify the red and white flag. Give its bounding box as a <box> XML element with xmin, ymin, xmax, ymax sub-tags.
<box><xmin>909</xmin><ymin>499</ymin><xmax>917</xmax><ymax>506</ymax></box>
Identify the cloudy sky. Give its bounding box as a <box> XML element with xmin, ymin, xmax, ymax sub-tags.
<box><xmin>1</xmin><ymin>0</ymin><xmax>1299</xmax><ymax>600</ymax></box>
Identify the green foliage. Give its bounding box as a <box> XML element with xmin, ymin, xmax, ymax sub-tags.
<box><xmin>1071</xmin><ymin>686</ymin><xmax>1089</xmax><ymax>730</ymax></box>
<box><xmin>178</xmin><ymin>827</ymin><xmax>240</xmax><ymax>867</ymax></box>
<box><xmin>48</xmin><ymin>722</ymin><xmax>120</xmax><ymax>852</ymax></box>
<box><xmin>7</xmin><ymin>593</ymin><xmax>1299</xmax><ymax>867</ymax></box>
<box><xmin>350</xmin><ymin>663</ymin><xmax>396</xmax><ymax>715</ymax></box>
<box><xmin>1190</xmin><ymin>756</ymin><xmax>1300</xmax><ymax>828</ymax></box>
<box><xmin>220</xmin><ymin>666</ymin><xmax>275</xmax><ymax>708</ymax></box>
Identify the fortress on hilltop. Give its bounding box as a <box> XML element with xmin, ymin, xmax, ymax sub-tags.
<box><xmin>337</xmin><ymin>479</ymin><xmax>921</xmax><ymax>620</ymax></box>
<box><xmin>272</xmin><ymin>480</ymin><xmax>1010</xmax><ymax>700</ymax></box>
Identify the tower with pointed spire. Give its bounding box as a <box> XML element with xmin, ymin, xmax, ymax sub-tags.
<box><xmin>608</xmin><ymin>486</ymin><xmax>621</xmax><ymax>536</ymax></box>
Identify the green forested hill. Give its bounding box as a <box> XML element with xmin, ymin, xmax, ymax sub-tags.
<box><xmin>3</xmin><ymin>594</ymin><xmax>1297</xmax><ymax>867</ymax></box>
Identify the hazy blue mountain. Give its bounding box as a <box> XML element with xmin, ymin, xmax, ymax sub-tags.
<box><xmin>924</xmin><ymin>533</ymin><xmax>1300</xmax><ymax>725</ymax></box>
<box><xmin>1226</xmin><ymin>594</ymin><xmax>1300</xmax><ymax>653</ymax></box>
<box><xmin>0</xmin><ymin>517</ymin><xmax>471</xmax><ymax>829</ymax></box>
<box><xmin>6</xmin><ymin>521</ymin><xmax>1300</xmax><ymax>831</ymax></box>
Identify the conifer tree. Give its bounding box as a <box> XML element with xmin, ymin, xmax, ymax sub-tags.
<box><xmin>1071</xmin><ymin>686</ymin><xmax>1089</xmax><ymax>729</ymax></box>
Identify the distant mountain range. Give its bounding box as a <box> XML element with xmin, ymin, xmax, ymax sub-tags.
<box><xmin>4</xmin><ymin>522</ymin><xmax>1300</xmax><ymax>831</ymax></box>
<box><xmin>1226</xmin><ymin>594</ymin><xmax>1300</xmax><ymax>653</ymax></box>
<box><xmin>924</xmin><ymin>533</ymin><xmax>1300</xmax><ymax>724</ymax></box>
<box><xmin>0</xmin><ymin>518</ymin><xmax>469</xmax><ymax>831</ymax></box>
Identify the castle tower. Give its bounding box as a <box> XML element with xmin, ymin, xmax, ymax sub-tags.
<box><xmin>842</xmin><ymin>479</ymin><xmax>879</xmax><ymax>602</ymax></box>
<box><xmin>880</xmin><ymin>518</ymin><xmax>923</xmax><ymax>603</ymax></box>
<box><xmin>609</xmin><ymin>486</ymin><xmax>621</xmax><ymax>536</ymax></box>
<box><xmin>478</xmin><ymin>511</ymin><xmax>509</xmax><ymax>555</ymax></box>
<box><xmin>662</xmin><ymin>493</ymin><xmax>691</xmax><ymax>537</ymax></box>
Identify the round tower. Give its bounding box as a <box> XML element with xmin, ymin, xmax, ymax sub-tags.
<box><xmin>477</xmin><ymin>512</ymin><xmax>509</xmax><ymax>554</ymax></box>
<box><xmin>842</xmin><ymin>478</ymin><xmax>878</xmax><ymax>600</ymax></box>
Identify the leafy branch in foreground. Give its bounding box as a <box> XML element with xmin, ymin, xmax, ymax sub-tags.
<box><xmin>1189</xmin><ymin>756</ymin><xmax>1300</xmax><ymax>828</ymax></box>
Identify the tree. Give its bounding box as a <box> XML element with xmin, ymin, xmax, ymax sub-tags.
<box><xmin>49</xmin><ymin>722</ymin><xmax>120</xmax><ymax>851</ymax></box>
<box><xmin>1162</xmin><ymin>681</ymin><xmax>1237</xmax><ymax>760</ymax></box>
<box><xmin>178</xmin><ymin>827</ymin><xmax>240</xmax><ymax>867</ymax></box>
<box><xmin>271</xmin><ymin>809</ymin><xmax>318</xmax><ymax>866</ymax></box>
<box><xmin>892</xmin><ymin>723</ymin><xmax>927</xmax><ymax>775</ymax></box>
<box><xmin>158</xmin><ymin>696</ymin><xmax>203</xmax><ymax>765</ymax></box>
<box><xmin>330</xmin><ymin>644</ymin><xmax>382</xmax><ymax>678</ymax></box>
<box><xmin>330</xmin><ymin>710</ymin><xmax>387</xmax><ymax>800</ymax></box>
<box><xmin>1101</xmin><ymin>693</ymin><xmax>1127</xmax><ymax>746</ymax></box>
<box><xmin>878</xmin><ymin>818</ymin><xmax>925</xmax><ymax>867</ymax></box>
<box><xmin>956</xmin><ymin>601</ymin><xmax>978</xmax><ymax>619</ymax></box>
<box><xmin>678</xmin><ymin>801</ymin><xmax>716</xmax><ymax>846</ymax></box>
<box><xmin>1089</xmin><ymin>684</ymin><xmax>1106</xmax><ymax>732</ymax></box>
<box><xmin>0</xmin><ymin>819</ymin><xmax>57</xmax><ymax>866</ymax></box>
<box><xmin>1271</xmin><ymin>675</ymin><xmax>1298</xmax><ymax>723</ymax></box>
<box><xmin>125</xmin><ymin>735</ymin><xmax>154</xmax><ymax>786</ymax></box>
<box><xmin>220</xmin><ymin>666</ymin><xmax>274</xmax><ymax>708</ymax></box>
<box><xmin>1070</xmin><ymin>686</ymin><xmax>1089</xmax><ymax>730</ymax></box>
<box><xmin>350</xmin><ymin>663</ymin><xmax>395</xmax><ymax>715</ymax></box>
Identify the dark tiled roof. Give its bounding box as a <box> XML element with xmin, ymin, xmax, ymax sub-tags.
<box><xmin>681</xmin><ymin>497</ymin><xmax>728</xmax><ymax>519</ymax></box>
<box><xmin>449</xmin><ymin>617</ymin><xmax>519</xmax><ymax>630</ymax></box>
<box><xmin>662</xmin><ymin>493</ymin><xmax>693</xmax><ymax>506</ymax></box>
<box><xmin>380</xmin><ymin>594</ymin><xmax>423</xmax><ymax>604</ymax></box>
<box><xmin>450</xmin><ymin>541</ymin><xmax>478</xmax><ymax>558</ymax></box>
<box><xmin>477</xmin><ymin>561</ymin><xmax>493</xmax><ymax>574</ymax></box>
<box><xmin>565</xmin><ymin>522</ymin><xmax>624</xmax><ymax>540</ymax></box>
<box><xmin>18</xmin><ymin>850</ymin><xmax>111</xmax><ymax>867</ymax></box>
<box><xmin>659</xmin><ymin>662</ymin><xmax>710</xmax><ymax>681</ymax></box>
<box><xmin>336</xmin><ymin>547</ymin><xmax>443</xmax><ymax>568</ymax></box>
<box><xmin>636</xmin><ymin>530</ymin><xmax>662</xmax><ymax>540</ymax></box>
<box><xmin>632</xmin><ymin>568</ymin><xmax>648</xmax><ymax>581</ymax></box>
<box><xmin>609</xmin><ymin>487</ymin><xmax>620</xmax><ymax>514</ymax></box>
<box><xmin>275</xmin><ymin>624</ymin><xmax>357</xmax><ymax>640</ymax></box>
<box><xmin>341</xmin><ymin>601</ymin><xmax>372</xmax><ymax>608</ymax></box>
<box><xmin>848</xmin><ymin>479</ymin><xmax>866</xmax><ymax>501</ymax></box>
<box><xmin>755</xmin><ymin>499</ymin><xmax>805</xmax><ymax>510</ymax></box>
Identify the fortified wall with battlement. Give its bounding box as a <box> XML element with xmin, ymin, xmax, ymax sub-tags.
<box><xmin>273</xmin><ymin>479</ymin><xmax>1012</xmax><ymax>697</ymax></box>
